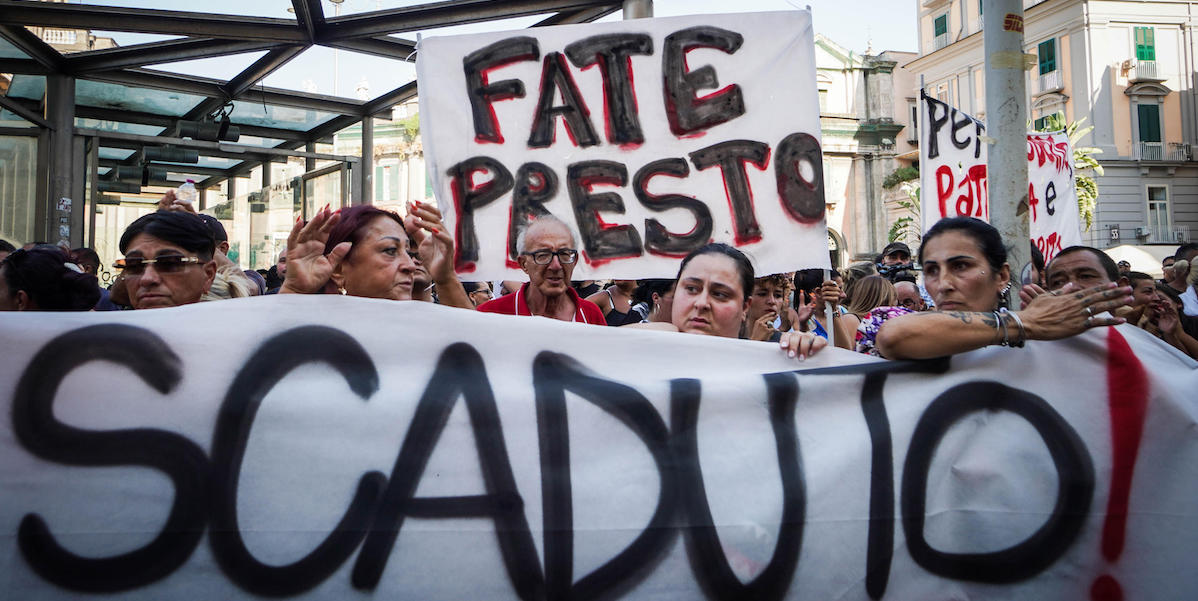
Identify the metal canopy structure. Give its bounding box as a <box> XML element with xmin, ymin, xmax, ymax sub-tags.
<box><xmin>0</xmin><ymin>0</ymin><xmax>624</xmax><ymax>231</ymax></box>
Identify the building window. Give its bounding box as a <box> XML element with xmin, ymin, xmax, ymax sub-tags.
<box><xmin>1038</xmin><ymin>39</ymin><xmax>1056</xmax><ymax>75</ymax></box>
<box><xmin>1138</xmin><ymin>104</ymin><xmax>1161</xmax><ymax>143</ymax></box>
<box><xmin>819</xmin><ymin>89</ymin><xmax>828</xmax><ymax>113</ymax></box>
<box><xmin>1135</xmin><ymin>27</ymin><xmax>1156</xmax><ymax>61</ymax></box>
<box><xmin>909</xmin><ymin>101</ymin><xmax>919</xmax><ymax>141</ymax></box>
<box><xmin>1034</xmin><ymin>111</ymin><xmax>1064</xmax><ymax>131</ymax></box>
<box><xmin>978</xmin><ymin>0</ymin><xmax>983</xmax><ymax>16</ymax></box>
<box><xmin>934</xmin><ymin>14</ymin><xmax>949</xmax><ymax>49</ymax></box>
<box><xmin>1147</xmin><ymin>186</ymin><xmax>1169</xmax><ymax>241</ymax></box>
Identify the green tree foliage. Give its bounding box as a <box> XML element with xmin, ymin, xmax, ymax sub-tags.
<box><xmin>882</xmin><ymin>166</ymin><xmax>921</xmax><ymax>243</ymax></box>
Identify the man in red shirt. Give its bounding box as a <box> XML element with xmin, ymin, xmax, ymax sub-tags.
<box><xmin>478</xmin><ymin>217</ymin><xmax>606</xmax><ymax>325</ymax></box>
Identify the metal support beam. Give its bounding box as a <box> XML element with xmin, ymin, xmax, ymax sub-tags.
<box><xmin>0</xmin><ymin>58</ymin><xmax>51</xmax><ymax>75</ymax></box>
<box><xmin>983</xmin><ymin>0</ymin><xmax>1030</xmax><ymax>309</ymax></box>
<box><xmin>83</xmin><ymin>68</ymin><xmax>369</xmax><ymax>116</ymax></box>
<box><xmin>261</xmin><ymin>160</ymin><xmax>272</xmax><ymax>192</ymax></box>
<box><xmin>324</xmin><ymin>37</ymin><xmax>418</xmax><ymax>62</ymax></box>
<box><xmin>46</xmin><ymin>74</ymin><xmax>77</xmax><ymax>245</ymax></box>
<box><xmin>291</xmin><ymin>0</ymin><xmax>325</xmax><ymax>43</ymax></box>
<box><xmin>622</xmin><ymin>0</ymin><xmax>652</xmax><ymax>19</ymax></box>
<box><xmin>322</xmin><ymin>0</ymin><xmax>621</xmax><ymax>40</ymax></box>
<box><xmin>533</xmin><ymin>5</ymin><xmax>621</xmax><ymax>26</ymax></box>
<box><xmin>359</xmin><ymin>116</ymin><xmax>372</xmax><ymax>206</ymax></box>
<box><xmin>0</xmin><ymin>24</ymin><xmax>65</xmax><ymax>71</ymax></box>
<box><xmin>67</xmin><ymin>38</ymin><xmax>288</xmax><ymax>73</ymax></box>
<box><xmin>0</xmin><ymin>1</ymin><xmax>307</xmax><ymax>42</ymax></box>
<box><xmin>0</xmin><ymin>94</ymin><xmax>51</xmax><ymax>129</ymax></box>
<box><xmin>99</xmin><ymin>158</ymin><xmax>234</xmax><ymax>177</ymax></box>
<box><xmin>224</xmin><ymin>45</ymin><xmax>307</xmax><ymax>98</ymax></box>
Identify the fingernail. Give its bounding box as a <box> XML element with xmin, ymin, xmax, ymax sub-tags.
<box><xmin>414</xmin><ymin>200</ymin><xmax>422</xmax><ymax>207</ymax></box>
<box><xmin>431</xmin><ymin>228</ymin><xmax>439</xmax><ymax>234</ymax></box>
<box><xmin>788</xmin><ymin>350</ymin><xmax>796</xmax><ymax>358</ymax></box>
<box><xmin>798</xmin><ymin>354</ymin><xmax>806</xmax><ymax>362</ymax></box>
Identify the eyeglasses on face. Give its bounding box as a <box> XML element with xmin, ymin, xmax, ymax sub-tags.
<box><xmin>113</xmin><ymin>255</ymin><xmax>202</xmax><ymax>276</ymax></box>
<box><xmin>522</xmin><ymin>249</ymin><xmax>578</xmax><ymax>265</ymax></box>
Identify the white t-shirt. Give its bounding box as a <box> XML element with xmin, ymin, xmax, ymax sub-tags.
<box><xmin>1180</xmin><ymin>286</ymin><xmax>1198</xmax><ymax>317</ymax></box>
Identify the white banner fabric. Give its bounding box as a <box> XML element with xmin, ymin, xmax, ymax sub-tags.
<box><xmin>918</xmin><ymin>93</ymin><xmax>1082</xmax><ymax>262</ymax></box>
<box><xmin>1</xmin><ymin>296</ymin><xmax>1196</xmax><ymax>600</ymax></box>
<box><xmin>418</xmin><ymin>12</ymin><xmax>830</xmax><ymax>280</ymax></box>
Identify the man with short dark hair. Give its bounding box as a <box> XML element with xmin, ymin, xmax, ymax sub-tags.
<box><xmin>478</xmin><ymin>217</ymin><xmax>605</xmax><ymax>324</ymax></box>
<box><xmin>875</xmin><ymin>241</ymin><xmax>913</xmax><ymax>281</ymax></box>
<box><xmin>117</xmin><ymin>211</ymin><xmax>217</xmax><ymax>309</ymax></box>
<box><xmin>1045</xmin><ymin>245</ymin><xmax>1120</xmax><ymax>291</ymax></box>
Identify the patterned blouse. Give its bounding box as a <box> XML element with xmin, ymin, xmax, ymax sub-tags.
<box><xmin>855</xmin><ymin>306</ymin><xmax>914</xmax><ymax>357</ymax></box>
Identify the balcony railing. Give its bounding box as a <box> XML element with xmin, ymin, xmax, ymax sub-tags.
<box><xmin>933</xmin><ymin>33</ymin><xmax>949</xmax><ymax>50</ymax></box>
<box><xmin>1142</xmin><ymin>224</ymin><xmax>1189</xmax><ymax>244</ymax></box>
<box><xmin>1130</xmin><ymin>60</ymin><xmax>1164</xmax><ymax>82</ymax></box>
<box><xmin>41</xmin><ymin>29</ymin><xmax>77</xmax><ymax>45</ymax></box>
<box><xmin>1037</xmin><ymin>70</ymin><xmax>1063</xmax><ymax>94</ymax></box>
<box><xmin>1135</xmin><ymin>141</ymin><xmax>1163</xmax><ymax>161</ymax></box>
<box><xmin>1135</xmin><ymin>142</ymin><xmax>1192</xmax><ymax>161</ymax></box>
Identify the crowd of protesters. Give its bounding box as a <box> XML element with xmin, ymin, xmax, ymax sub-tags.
<box><xmin>3</xmin><ymin>194</ymin><xmax>1197</xmax><ymax>362</ymax></box>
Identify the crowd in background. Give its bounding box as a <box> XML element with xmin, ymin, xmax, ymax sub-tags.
<box><xmin>2</xmin><ymin>194</ymin><xmax>1197</xmax><ymax>363</ymax></box>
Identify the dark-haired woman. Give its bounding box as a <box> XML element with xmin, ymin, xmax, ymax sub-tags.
<box><xmin>0</xmin><ymin>245</ymin><xmax>101</xmax><ymax>311</ymax></box>
<box><xmin>875</xmin><ymin>217</ymin><xmax>1134</xmax><ymax>359</ymax></box>
<box><xmin>631</xmin><ymin>243</ymin><xmax>826</xmax><ymax>360</ymax></box>
<box><xmin>281</xmin><ymin>202</ymin><xmax>470</xmax><ymax>308</ymax></box>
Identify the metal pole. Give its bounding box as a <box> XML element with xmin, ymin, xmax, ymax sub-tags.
<box><xmin>45</xmin><ymin>74</ymin><xmax>76</xmax><ymax>246</ymax></box>
<box><xmin>983</xmin><ymin>0</ymin><xmax>1030</xmax><ymax>309</ymax></box>
<box><xmin>623</xmin><ymin>0</ymin><xmax>652</xmax><ymax>19</ymax></box>
<box><xmin>359</xmin><ymin>116</ymin><xmax>373</xmax><ymax>205</ymax></box>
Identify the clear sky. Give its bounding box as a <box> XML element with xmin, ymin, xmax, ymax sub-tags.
<box><xmin>96</xmin><ymin>0</ymin><xmax>917</xmax><ymax>98</ymax></box>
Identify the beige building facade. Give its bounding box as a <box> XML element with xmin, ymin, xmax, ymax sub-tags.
<box><xmin>815</xmin><ymin>35</ymin><xmax>919</xmax><ymax>265</ymax></box>
<box><xmin>906</xmin><ymin>0</ymin><xmax>1197</xmax><ymax>248</ymax></box>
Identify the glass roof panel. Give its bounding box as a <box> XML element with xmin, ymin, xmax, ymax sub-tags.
<box><xmin>89</xmin><ymin>31</ymin><xmax>187</xmax><ymax>45</ymax></box>
<box><xmin>99</xmin><ymin>148</ymin><xmax>136</xmax><ymax>161</ymax></box>
<box><xmin>149</xmin><ymin>51</ymin><xmax>270</xmax><ymax>81</ymax></box>
<box><xmin>0</xmin><ymin>35</ymin><xmax>29</xmax><ymax>59</ymax></box>
<box><xmin>75</xmin><ymin>117</ymin><xmax>166</xmax><ymax>136</ymax></box>
<box><xmin>75</xmin><ymin>79</ymin><xmax>209</xmax><ymax>116</ymax></box>
<box><xmin>6</xmin><ymin>75</ymin><xmax>46</xmax><ymax>100</ymax></box>
<box><xmin>0</xmin><ymin>109</ymin><xmax>33</xmax><ymax>127</ymax></box>
<box><xmin>228</xmin><ymin>100</ymin><xmax>340</xmax><ymax>131</ymax></box>
<box><xmin>260</xmin><ymin>45</ymin><xmax>414</xmax><ymax>98</ymax></box>
<box><xmin>84</xmin><ymin>1</ymin><xmax>295</xmax><ymax>19</ymax></box>
<box><xmin>236</xmin><ymin>135</ymin><xmax>286</xmax><ymax>148</ymax></box>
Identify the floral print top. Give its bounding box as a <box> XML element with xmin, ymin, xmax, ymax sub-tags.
<box><xmin>855</xmin><ymin>306</ymin><xmax>913</xmax><ymax>357</ymax></box>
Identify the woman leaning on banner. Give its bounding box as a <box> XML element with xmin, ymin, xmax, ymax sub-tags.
<box><xmin>280</xmin><ymin>201</ymin><xmax>471</xmax><ymax>308</ymax></box>
<box><xmin>873</xmin><ymin>217</ymin><xmax>1134</xmax><ymax>360</ymax></box>
<box><xmin>631</xmin><ymin>243</ymin><xmax>826</xmax><ymax>360</ymax></box>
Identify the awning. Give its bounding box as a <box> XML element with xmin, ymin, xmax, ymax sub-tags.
<box><xmin>1103</xmin><ymin>244</ymin><xmax>1176</xmax><ymax>279</ymax></box>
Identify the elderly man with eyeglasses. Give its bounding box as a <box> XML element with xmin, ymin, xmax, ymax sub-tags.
<box><xmin>114</xmin><ymin>211</ymin><xmax>217</xmax><ymax>309</ymax></box>
<box><xmin>477</xmin><ymin>216</ymin><xmax>606</xmax><ymax>325</ymax></box>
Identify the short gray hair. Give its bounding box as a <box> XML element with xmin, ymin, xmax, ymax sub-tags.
<box><xmin>516</xmin><ymin>214</ymin><xmax>576</xmax><ymax>254</ymax></box>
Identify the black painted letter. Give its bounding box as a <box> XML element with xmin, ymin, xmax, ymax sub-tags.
<box><xmin>565</xmin><ymin>33</ymin><xmax>654</xmax><ymax>146</ymax></box>
<box><xmin>567</xmin><ymin>160</ymin><xmax>644</xmax><ymax>262</ymax></box>
<box><xmin>463</xmin><ymin>37</ymin><xmax>539</xmax><ymax>144</ymax></box>
<box><xmin>663</xmin><ymin>27</ymin><xmax>746</xmax><ymax>136</ymax></box>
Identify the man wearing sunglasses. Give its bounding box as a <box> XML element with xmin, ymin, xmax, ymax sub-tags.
<box><xmin>478</xmin><ymin>216</ymin><xmax>606</xmax><ymax>324</ymax></box>
<box><xmin>115</xmin><ymin>211</ymin><xmax>217</xmax><ymax>309</ymax></box>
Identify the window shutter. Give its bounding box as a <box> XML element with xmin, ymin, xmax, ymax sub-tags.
<box><xmin>1137</xmin><ymin>104</ymin><xmax>1161</xmax><ymax>143</ymax></box>
<box><xmin>1038</xmin><ymin>39</ymin><xmax>1056</xmax><ymax>75</ymax></box>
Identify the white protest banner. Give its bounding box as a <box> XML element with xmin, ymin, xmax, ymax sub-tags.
<box><xmin>417</xmin><ymin>12</ymin><xmax>829</xmax><ymax>280</ymax></box>
<box><xmin>919</xmin><ymin>92</ymin><xmax>1082</xmax><ymax>262</ymax></box>
<box><xmin>2</xmin><ymin>296</ymin><xmax>1196</xmax><ymax>600</ymax></box>
<box><xmin>1027</xmin><ymin>132</ymin><xmax>1082</xmax><ymax>261</ymax></box>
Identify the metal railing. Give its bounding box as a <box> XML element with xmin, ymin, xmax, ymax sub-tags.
<box><xmin>1144</xmin><ymin>224</ymin><xmax>1189</xmax><ymax>244</ymax></box>
<box><xmin>1037</xmin><ymin>70</ymin><xmax>1063</xmax><ymax>94</ymax></box>
<box><xmin>1130</xmin><ymin>60</ymin><xmax>1160</xmax><ymax>81</ymax></box>
<box><xmin>1168</xmin><ymin>142</ymin><xmax>1192</xmax><ymax>161</ymax></box>
<box><xmin>1135</xmin><ymin>141</ymin><xmax>1163</xmax><ymax>161</ymax></box>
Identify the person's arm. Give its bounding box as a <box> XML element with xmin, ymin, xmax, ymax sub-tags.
<box><xmin>832</xmin><ymin>312</ymin><xmax>860</xmax><ymax>350</ymax></box>
<box><xmin>585</xmin><ymin>288</ymin><xmax>613</xmax><ymax>313</ymax></box>
<box><xmin>407</xmin><ymin>201</ymin><xmax>472</xmax><ymax>309</ymax></box>
<box><xmin>1152</xmin><ymin>299</ymin><xmax>1198</xmax><ymax>359</ymax></box>
<box><xmin>876</xmin><ymin>282</ymin><xmax>1132</xmax><ymax>360</ymax></box>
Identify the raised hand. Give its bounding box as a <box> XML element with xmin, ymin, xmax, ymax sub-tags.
<box><xmin>1019</xmin><ymin>282</ymin><xmax>1132</xmax><ymax>340</ymax></box>
<box><xmin>280</xmin><ymin>206</ymin><xmax>349</xmax><ymax>294</ymax></box>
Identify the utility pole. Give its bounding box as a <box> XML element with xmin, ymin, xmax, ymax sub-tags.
<box><xmin>983</xmin><ymin>0</ymin><xmax>1030</xmax><ymax>308</ymax></box>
